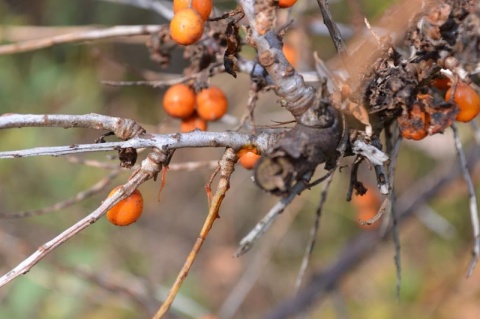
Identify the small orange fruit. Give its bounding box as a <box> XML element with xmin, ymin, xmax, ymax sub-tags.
<box><xmin>180</xmin><ymin>114</ymin><xmax>207</xmax><ymax>132</ymax></box>
<box><xmin>196</xmin><ymin>86</ymin><xmax>228</xmax><ymax>121</ymax></box>
<box><xmin>106</xmin><ymin>186</ymin><xmax>144</xmax><ymax>226</ymax></box>
<box><xmin>351</xmin><ymin>189</ymin><xmax>381</xmax><ymax>210</ymax></box>
<box><xmin>163</xmin><ymin>84</ymin><xmax>196</xmax><ymax>119</ymax></box>
<box><xmin>239</xmin><ymin>151</ymin><xmax>261</xmax><ymax>170</ymax></box>
<box><xmin>278</xmin><ymin>0</ymin><xmax>297</xmax><ymax>8</ymax></box>
<box><xmin>445</xmin><ymin>81</ymin><xmax>480</xmax><ymax>122</ymax></box>
<box><xmin>173</xmin><ymin>0</ymin><xmax>212</xmax><ymax>21</ymax></box>
<box><xmin>352</xmin><ymin>186</ymin><xmax>382</xmax><ymax>230</ymax></box>
<box><xmin>170</xmin><ymin>8</ymin><xmax>204</xmax><ymax>45</ymax></box>
<box><xmin>397</xmin><ymin>103</ymin><xmax>430</xmax><ymax>140</ymax></box>
<box><xmin>282</xmin><ymin>43</ymin><xmax>297</xmax><ymax>67</ymax></box>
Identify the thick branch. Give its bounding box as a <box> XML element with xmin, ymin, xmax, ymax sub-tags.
<box><xmin>238</xmin><ymin>0</ymin><xmax>317</xmax><ymax>123</ymax></box>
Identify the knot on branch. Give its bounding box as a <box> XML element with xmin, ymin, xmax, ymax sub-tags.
<box><xmin>113</xmin><ymin>118</ymin><xmax>146</xmax><ymax>140</ymax></box>
<box><xmin>254</xmin><ymin>106</ymin><xmax>342</xmax><ymax>195</ymax></box>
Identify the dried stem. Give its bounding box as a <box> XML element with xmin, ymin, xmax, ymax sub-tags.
<box><xmin>152</xmin><ymin>148</ymin><xmax>237</xmax><ymax>319</ymax></box>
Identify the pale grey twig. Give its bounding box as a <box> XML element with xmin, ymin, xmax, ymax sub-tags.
<box><xmin>452</xmin><ymin>124</ymin><xmax>480</xmax><ymax>277</ymax></box>
<box><xmin>0</xmin><ymin>25</ymin><xmax>164</xmax><ymax>55</ymax></box>
<box><xmin>294</xmin><ymin>172</ymin><xmax>335</xmax><ymax>292</ymax></box>
<box><xmin>235</xmin><ymin>172</ymin><xmax>313</xmax><ymax>257</ymax></box>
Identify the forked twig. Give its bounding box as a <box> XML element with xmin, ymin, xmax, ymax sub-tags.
<box><xmin>452</xmin><ymin>124</ymin><xmax>480</xmax><ymax>277</ymax></box>
<box><xmin>152</xmin><ymin>148</ymin><xmax>238</xmax><ymax>319</ymax></box>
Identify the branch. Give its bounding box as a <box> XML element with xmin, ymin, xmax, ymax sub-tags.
<box><xmin>315</xmin><ymin>0</ymin><xmax>347</xmax><ymax>55</ymax></box>
<box><xmin>0</xmin><ymin>114</ymin><xmax>276</xmax><ymax>158</ymax></box>
<box><xmin>238</xmin><ymin>0</ymin><xmax>317</xmax><ymax>122</ymax></box>
<box><xmin>0</xmin><ymin>25</ymin><xmax>164</xmax><ymax>55</ymax></box>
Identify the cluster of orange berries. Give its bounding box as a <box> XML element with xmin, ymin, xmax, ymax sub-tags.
<box><xmin>162</xmin><ymin>83</ymin><xmax>228</xmax><ymax>132</ymax></box>
<box><xmin>398</xmin><ymin>78</ymin><xmax>480</xmax><ymax>140</ymax></box>
<box><xmin>170</xmin><ymin>0</ymin><xmax>212</xmax><ymax>45</ymax></box>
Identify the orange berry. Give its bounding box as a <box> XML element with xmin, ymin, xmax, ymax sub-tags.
<box><xmin>163</xmin><ymin>84</ymin><xmax>196</xmax><ymax>119</ymax></box>
<box><xmin>170</xmin><ymin>8</ymin><xmax>204</xmax><ymax>46</ymax></box>
<box><xmin>352</xmin><ymin>187</ymin><xmax>382</xmax><ymax>230</ymax></box>
<box><xmin>106</xmin><ymin>186</ymin><xmax>144</xmax><ymax>226</ymax></box>
<box><xmin>351</xmin><ymin>189</ymin><xmax>381</xmax><ymax>211</ymax></box>
<box><xmin>282</xmin><ymin>43</ymin><xmax>297</xmax><ymax>67</ymax></box>
<box><xmin>278</xmin><ymin>0</ymin><xmax>297</xmax><ymax>8</ymax></box>
<box><xmin>180</xmin><ymin>114</ymin><xmax>207</xmax><ymax>132</ymax></box>
<box><xmin>445</xmin><ymin>81</ymin><xmax>480</xmax><ymax>122</ymax></box>
<box><xmin>239</xmin><ymin>151</ymin><xmax>261</xmax><ymax>170</ymax></box>
<box><xmin>196</xmin><ymin>86</ymin><xmax>228</xmax><ymax>121</ymax></box>
<box><xmin>397</xmin><ymin>103</ymin><xmax>429</xmax><ymax>140</ymax></box>
<box><xmin>173</xmin><ymin>0</ymin><xmax>212</xmax><ymax>21</ymax></box>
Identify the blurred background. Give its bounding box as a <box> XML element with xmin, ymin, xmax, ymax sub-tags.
<box><xmin>0</xmin><ymin>0</ymin><xmax>479</xmax><ymax>318</ymax></box>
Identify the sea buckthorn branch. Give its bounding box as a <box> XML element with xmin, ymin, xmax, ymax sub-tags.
<box><xmin>0</xmin><ymin>113</ymin><xmax>276</xmax><ymax>159</ymax></box>
<box><xmin>238</xmin><ymin>0</ymin><xmax>318</xmax><ymax>122</ymax></box>
<box><xmin>153</xmin><ymin>147</ymin><xmax>238</xmax><ymax>319</ymax></box>
<box><xmin>0</xmin><ymin>148</ymin><xmax>164</xmax><ymax>288</ymax></box>
<box><xmin>0</xmin><ymin>25</ymin><xmax>166</xmax><ymax>55</ymax></box>
<box><xmin>0</xmin><ymin>113</ymin><xmax>146</xmax><ymax>140</ymax></box>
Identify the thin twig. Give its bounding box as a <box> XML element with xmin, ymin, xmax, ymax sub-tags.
<box><xmin>294</xmin><ymin>172</ymin><xmax>335</xmax><ymax>292</ymax></box>
<box><xmin>235</xmin><ymin>172</ymin><xmax>313</xmax><ymax>257</ymax></box>
<box><xmin>452</xmin><ymin>124</ymin><xmax>480</xmax><ymax>277</ymax></box>
<box><xmin>152</xmin><ymin>148</ymin><xmax>237</xmax><ymax>319</ymax></box>
<box><xmin>218</xmin><ymin>196</ymin><xmax>301</xmax><ymax>319</ymax></box>
<box><xmin>0</xmin><ymin>25</ymin><xmax>164</xmax><ymax>55</ymax></box>
<box><xmin>315</xmin><ymin>0</ymin><xmax>347</xmax><ymax>55</ymax></box>
<box><xmin>0</xmin><ymin>170</ymin><xmax>120</xmax><ymax>218</ymax></box>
